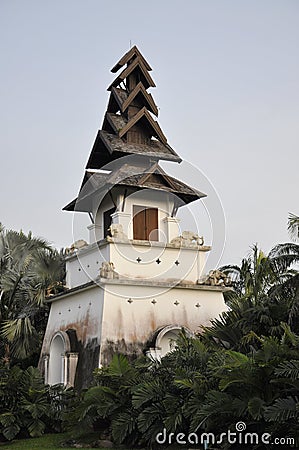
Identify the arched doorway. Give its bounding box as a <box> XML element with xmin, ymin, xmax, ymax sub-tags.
<box><xmin>157</xmin><ymin>328</ymin><xmax>180</xmax><ymax>356</ymax></box>
<box><xmin>148</xmin><ymin>325</ymin><xmax>193</xmax><ymax>358</ymax></box>
<box><xmin>48</xmin><ymin>332</ymin><xmax>68</xmax><ymax>385</ymax></box>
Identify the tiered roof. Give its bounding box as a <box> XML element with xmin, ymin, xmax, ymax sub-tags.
<box><xmin>64</xmin><ymin>46</ymin><xmax>205</xmax><ymax>212</ymax></box>
<box><xmin>86</xmin><ymin>45</ymin><xmax>181</xmax><ymax>171</ymax></box>
<box><xmin>63</xmin><ymin>162</ymin><xmax>206</xmax><ymax>212</ymax></box>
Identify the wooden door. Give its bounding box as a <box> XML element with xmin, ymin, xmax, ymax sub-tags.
<box><xmin>133</xmin><ymin>206</ymin><xmax>158</xmax><ymax>241</ymax></box>
<box><xmin>146</xmin><ymin>208</ymin><xmax>158</xmax><ymax>241</ymax></box>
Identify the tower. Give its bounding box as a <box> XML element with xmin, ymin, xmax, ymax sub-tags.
<box><xmin>39</xmin><ymin>47</ymin><xmax>229</xmax><ymax>389</ymax></box>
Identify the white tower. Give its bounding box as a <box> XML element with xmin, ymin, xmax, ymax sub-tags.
<box><xmin>39</xmin><ymin>47</ymin><xmax>229</xmax><ymax>389</ymax></box>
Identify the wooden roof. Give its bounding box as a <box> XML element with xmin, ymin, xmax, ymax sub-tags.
<box><xmin>122</xmin><ymin>82</ymin><xmax>158</xmax><ymax>116</ymax></box>
<box><xmin>107</xmin><ymin>56</ymin><xmax>156</xmax><ymax>91</ymax></box>
<box><xmin>119</xmin><ymin>107</ymin><xmax>166</xmax><ymax>144</ymax></box>
<box><xmin>106</xmin><ymin>87</ymin><xmax>128</xmax><ymax>113</ymax></box>
<box><xmin>86</xmin><ymin>46</ymin><xmax>179</xmax><ymax>169</ymax></box>
<box><xmin>107</xmin><ymin>83</ymin><xmax>158</xmax><ymax>117</ymax></box>
<box><xmin>63</xmin><ymin>163</ymin><xmax>206</xmax><ymax>212</ymax></box>
<box><xmin>85</xmin><ymin>130</ymin><xmax>181</xmax><ymax>169</ymax></box>
<box><xmin>103</xmin><ymin>112</ymin><xmax>127</xmax><ymax>134</ymax></box>
<box><xmin>111</xmin><ymin>45</ymin><xmax>152</xmax><ymax>73</ymax></box>
<box><xmin>84</xmin><ymin>130</ymin><xmax>120</xmax><ymax>169</ymax></box>
<box><xmin>64</xmin><ymin>46</ymin><xmax>207</xmax><ymax>213</ymax></box>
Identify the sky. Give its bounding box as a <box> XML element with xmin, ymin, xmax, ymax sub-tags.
<box><xmin>0</xmin><ymin>0</ymin><xmax>298</xmax><ymax>267</ymax></box>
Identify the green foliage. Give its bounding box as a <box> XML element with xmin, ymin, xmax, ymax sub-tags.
<box><xmin>70</xmin><ymin>241</ymin><xmax>299</xmax><ymax>448</ymax></box>
<box><xmin>0</xmin><ymin>363</ymin><xmax>75</xmax><ymax>441</ymax></box>
<box><xmin>1</xmin><ymin>224</ymin><xmax>297</xmax><ymax>448</ymax></box>
<box><xmin>0</xmin><ymin>432</ymin><xmax>100</xmax><ymax>449</ymax></box>
<box><xmin>288</xmin><ymin>213</ymin><xmax>299</xmax><ymax>242</ymax></box>
<box><xmin>275</xmin><ymin>359</ymin><xmax>299</xmax><ymax>379</ymax></box>
<box><xmin>264</xmin><ymin>396</ymin><xmax>298</xmax><ymax>422</ymax></box>
<box><xmin>73</xmin><ymin>327</ymin><xmax>299</xmax><ymax>447</ymax></box>
<box><xmin>0</xmin><ymin>225</ymin><xmax>66</xmax><ymax>363</ymax></box>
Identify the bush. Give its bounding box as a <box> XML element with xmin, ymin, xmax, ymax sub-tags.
<box><xmin>0</xmin><ymin>363</ymin><xmax>76</xmax><ymax>441</ymax></box>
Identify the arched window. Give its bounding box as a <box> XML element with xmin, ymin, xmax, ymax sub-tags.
<box><xmin>48</xmin><ymin>332</ymin><xmax>69</xmax><ymax>385</ymax></box>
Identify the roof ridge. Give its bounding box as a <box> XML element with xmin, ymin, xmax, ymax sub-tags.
<box><xmin>107</xmin><ymin>56</ymin><xmax>156</xmax><ymax>91</ymax></box>
<box><xmin>119</xmin><ymin>107</ymin><xmax>167</xmax><ymax>145</ymax></box>
<box><xmin>121</xmin><ymin>81</ymin><xmax>158</xmax><ymax>117</ymax></box>
<box><xmin>111</xmin><ymin>45</ymin><xmax>152</xmax><ymax>73</ymax></box>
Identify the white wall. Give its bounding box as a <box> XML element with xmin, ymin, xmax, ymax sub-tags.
<box><xmin>40</xmin><ymin>286</ymin><xmax>104</xmax><ymax>356</ymax></box>
<box><xmin>99</xmin><ymin>282</ymin><xmax>227</xmax><ymax>364</ymax></box>
<box><xmin>110</xmin><ymin>242</ymin><xmax>208</xmax><ymax>283</ymax></box>
<box><xmin>66</xmin><ymin>238</ymin><xmax>209</xmax><ymax>289</ymax></box>
<box><xmin>66</xmin><ymin>242</ymin><xmax>110</xmax><ymax>288</ymax></box>
<box><xmin>92</xmin><ymin>188</ymin><xmax>175</xmax><ymax>241</ymax></box>
<box><xmin>120</xmin><ymin>189</ymin><xmax>174</xmax><ymax>240</ymax></box>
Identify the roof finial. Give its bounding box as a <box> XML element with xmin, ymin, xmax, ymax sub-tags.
<box><xmin>129</xmin><ymin>39</ymin><xmax>132</xmax><ymax>48</ymax></box>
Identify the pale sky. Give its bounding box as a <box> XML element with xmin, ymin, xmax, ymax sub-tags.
<box><xmin>0</xmin><ymin>0</ymin><xmax>298</xmax><ymax>267</ymax></box>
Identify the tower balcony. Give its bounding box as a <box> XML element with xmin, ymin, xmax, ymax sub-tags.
<box><xmin>65</xmin><ymin>236</ymin><xmax>210</xmax><ymax>290</ymax></box>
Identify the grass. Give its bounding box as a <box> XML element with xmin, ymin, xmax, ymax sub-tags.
<box><xmin>0</xmin><ymin>432</ymin><xmax>111</xmax><ymax>449</ymax></box>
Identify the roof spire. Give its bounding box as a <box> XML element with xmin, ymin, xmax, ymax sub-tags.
<box><xmin>85</xmin><ymin>46</ymin><xmax>181</xmax><ymax>170</ymax></box>
<box><xmin>63</xmin><ymin>47</ymin><xmax>206</xmax><ymax>213</ymax></box>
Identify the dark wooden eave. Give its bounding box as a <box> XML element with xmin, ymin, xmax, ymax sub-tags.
<box><xmin>85</xmin><ymin>130</ymin><xmax>181</xmax><ymax>169</ymax></box>
<box><xmin>120</xmin><ymin>173</ymin><xmax>206</xmax><ymax>203</ymax></box>
<box><xmin>85</xmin><ymin>130</ymin><xmax>119</xmax><ymax>169</ymax></box>
<box><xmin>100</xmin><ymin>130</ymin><xmax>180</xmax><ymax>161</ymax></box>
<box><xmin>103</xmin><ymin>112</ymin><xmax>127</xmax><ymax>135</ymax></box>
<box><xmin>107</xmin><ymin>57</ymin><xmax>156</xmax><ymax>91</ymax></box>
<box><xmin>63</xmin><ymin>164</ymin><xmax>205</xmax><ymax>212</ymax></box>
<box><xmin>63</xmin><ymin>198</ymin><xmax>77</xmax><ymax>211</ymax></box>
<box><xmin>122</xmin><ymin>82</ymin><xmax>158</xmax><ymax>116</ymax></box>
<box><xmin>63</xmin><ymin>171</ymin><xmax>109</xmax><ymax>211</ymax></box>
<box><xmin>107</xmin><ymin>84</ymin><xmax>158</xmax><ymax>117</ymax></box>
<box><xmin>107</xmin><ymin>87</ymin><xmax>128</xmax><ymax>113</ymax></box>
<box><xmin>111</xmin><ymin>45</ymin><xmax>152</xmax><ymax>73</ymax></box>
<box><xmin>119</xmin><ymin>107</ymin><xmax>166</xmax><ymax>144</ymax></box>
<box><xmin>138</xmin><ymin>162</ymin><xmax>177</xmax><ymax>189</ymax></box>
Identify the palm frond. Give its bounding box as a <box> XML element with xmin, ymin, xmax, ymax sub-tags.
<box><xmin>275</xmin><ymin>360</ymin><xmax>299</xmax><ymax>380</ymax></box>
<box><xmin>288</xmin><ymin>213</ymin><xmax>299</xmax><ymax>242</ymax></box>
<box><xmin>264</xmin><ymin>396</ymin><xmax>298</xmax><ymax>422</ymax></box>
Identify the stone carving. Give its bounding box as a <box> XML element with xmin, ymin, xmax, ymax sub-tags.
<box><xmin>100</xmin><ymin>261</ymin><xmax>119</xmax><ymax>279</ymax></box>
<box><xmin>171</xmin><ymin>231</ymin><xmax>204</xmax><ymax>247</ymax></box>
<box><xmin>107</xmin><ymin>223</ymin><xmax>128</xmax><ymax>241</ymax></box>
<box><xmin>198</xmin><ymin>269</ymin><xmax>231</xmax><ymax>287</ymax></box>
<box><xmin>66</xmin><ymin>239</ymin><xmax>88</xmax><ymax>254</ymax></box>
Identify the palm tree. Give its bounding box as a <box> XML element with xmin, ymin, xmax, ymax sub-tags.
<box><xmin>267</xmin><ymin>242</ymin><xmax>299</xmax><ymax>331</ymax></box>
<box><xmin>203</xmin><ymin>242</ymin><xmax>299</xmax><ymax>352</ymax></box>
<box><xmin>221</xmin><ymin>243</ymin><xmax>298</xmax><ymax>301</ymax></box>
<box><xmin>288</xmin><ymin>213</ymin><xmax>299</xmax><ymax>242</ymax></box>
<box><xmin>0</xmin><ymin>226</ymin><xmax>66</xmax><ymax>363</ymax></box>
